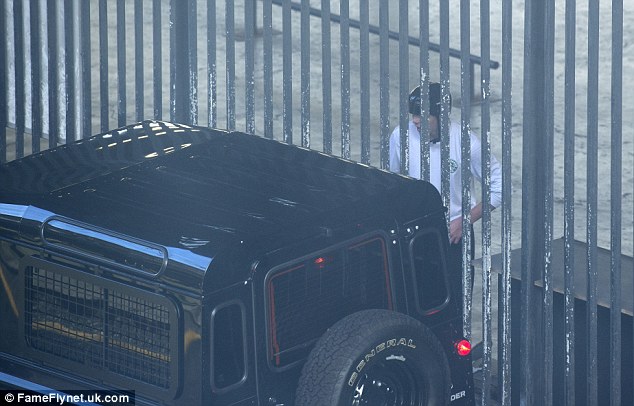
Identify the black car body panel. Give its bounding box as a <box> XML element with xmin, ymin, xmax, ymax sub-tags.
<box><xmin>0</xmin><ymin>121</ymin><xmax>474</xmax><ymax>405</ymax></box>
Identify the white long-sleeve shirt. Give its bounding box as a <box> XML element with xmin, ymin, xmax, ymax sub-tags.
<box><xmin>389</xmin><ymin>120</ymin><xmax>503</xmax><ymax>221</ymax></box>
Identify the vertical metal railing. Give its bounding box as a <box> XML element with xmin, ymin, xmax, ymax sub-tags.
<box><xmin>134</xmin><ymin>0</ymin><xmax>144</xmax><ymax>122</ymax></box>
<box><xmin>378</xmin><ymin>0</ymin><xmax>388</xmax><ymax>170</ymax></box>
<box><xmin>115</xmin><ymin>0</ymin><xmax>126</xmax><ymax>126</ymax></box>
<box><xmin>521</xmin><ymin>1</ymin><xmax>545</xmax><ymax>403</ymax></box>
<box><xmin>300</xmin><ymin>0</ymin><xmax>310</xmax><ymax>147</ymax></box>
<box><xmin>339</xmin><ymin>0</ymin><xmax>350</xmax><ymax>159</ymax></box>
<box><xmin>586</xmin><ymin>0</ymin><xmax>600</xmax><ymax>403</ymax></box>
<box><xmin>460</xmin><ymin>0</ymin><xmax>473</xmax><ymax>342</ymax></box>
<box><xmin>116</xmin><ymin>0</ymin><xmax>126</xmax><ymax>127</ymax></box>
<box><xmin>153</xmin><ymin>0</ymin><xmax>163</xmax><ymax>121</ymax></box>
<box><xmin>610</xmin><ymin>2</ymin><xmax>623</xmax><ymax>405</ymax></box>
<box><xmin>320</xmin><ymin>0</ymin><xmax>332</xmax><ymax>153</ymax></box>
<box><xmin>263</xmin><ymin>0</ymin><xmax>272</xmax><ymax>139</ymax></box>
<box><xmin>479</xmin><ymin>0</ymin><xmax>493</xmax><ymax>402</ymax></box>
<box><xmin>499</xmin><ymin>0</ymin><xmax>513</xmax><ymax>403</ymax></box>
<box><xmin>207</xmin><ymin>0</ymin><xmax>218</xmax><ymax>128</ymax></box>
<box><xmin>98</xmin><ymin>0</ymin><xmax>109</xmax><ymax>132</ymax></box>
<box><xmin>46</xmin><ymin>1</ymin><xmax>59</xmax><ymax>149</ymax></box>
<box><xmin>80</xmin><ymin>1</ymin><xmax>91</xmax><ymax>138</ymax></box>
<box><xmin>14</xmin><ymin>0</ymin><xmax>25</xmax><ymax>157</ymax></box>
<box><xmin>359</xmin><ymin>0</ymin><xmax>369</xmax><ymax>164</ymax></box>
<box><xmin>282</xmin><ymin>0</ymin><xmax>292</xmax><ymax>143</ymax></box>
<box><xmin>563</xmin><ymin>1</ymin><xmax>576</xmax><ymax>405</ymax></box>
<box><xmin>225</xmin><ymin>0</ymin><xmax>235</xmax><ymax>129</ymax></box>
<box><xmin>29</xmin><ymin>0</ymin><xmax>41</xmax><ymax>152</ymax></box>
<box><xmin>542</xmin><ymin>1</ymin><xmax>555</xmax><ymax>403</ymax></box>
<box><xmin>397</xmin><ymin>0</ymin><xmax>409</xmax><ymax>177</ymax></box>
<box><xmin>417</xmin><ymin>0</ymin><xmax>430</xmax><ymax>183</ymax></box>
<box><xmin>0</xmin><ymin>0</ymin><xmax>6</xmax><ymax>163</ymax></box>
<box><xmin>438</xmin><ymin>0</ymin><xmax>451</xmax><ymax>221</ymax></box>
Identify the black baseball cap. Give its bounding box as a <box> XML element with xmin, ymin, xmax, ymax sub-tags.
<box><xmin>408</xmin><ymin>82</ymin><xmax>450</xmax><ymax>117</ymax></box>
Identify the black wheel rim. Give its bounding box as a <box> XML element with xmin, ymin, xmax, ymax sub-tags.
<box><xmin>350</xmin><ymin>358</ymin><xmax>427</xmax><ymax>406</ymax></box>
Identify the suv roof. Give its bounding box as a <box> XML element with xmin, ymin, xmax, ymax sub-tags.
<box><xmin>0</xmin><ymin>121</ymin><xmax>443</xmax><ymax>290</ymax></box>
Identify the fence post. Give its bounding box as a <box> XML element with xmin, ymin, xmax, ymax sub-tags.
<box><xmin>521</xmin><ymin>1</ymin><xmax>552</xmax><ymax>404</ymax></box>
<box><xmin>0</xmin><ymin>0</ymin><xmax>6</xmax><ymax>163</ymax></box>
<box><xmin>172</xmin><ymin>0</ymin><xmax>196</xmax><ymax>125</ymax></box>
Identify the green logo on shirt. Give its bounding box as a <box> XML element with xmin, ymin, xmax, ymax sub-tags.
<box><xmin>449</xmin><ymin>159</ymin><xmax>459</xmax><ymax>174</ymax></box>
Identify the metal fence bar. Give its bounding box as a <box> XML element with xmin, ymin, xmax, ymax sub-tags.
<box><xmin>340</xmin><ymin>0</ymin><xmax>350</xmax><ymax>158</ymax></box>
<box><xmin>64</xmin><ymin>0</ymin><xmax>77</xmax><ymax>141</ymax></box>
<box><xmin>11</xmin><ymin>3</ymin><xmax>20</xmax><ymax>140</ymax></box>
<box><xmin>438</xmin><ymin>0</ymin><xmax>450</xmax><ymax>216</ymax></box>
<box><xmin>246</xmin><ymin>0</ymin><xmax>256</xmax><ymax>135</ymax></box>
<box><xmin>188</xmin><ymin>0</ymin><xmax>197</xmax><ymax>125</ymax></box>
<box><xmin>207</xmin><ymin>0</ymin><xmax>216</xmax><ymax>128</ymax></box>
<box><xmin>29</xmin><ymin>0</ymin><xmax>41</xmax><ymax>152</ymax></box>
<box><xmin>79</xmin><ymin>0</ymin><xmax>91</xmax><ymax>138</ymax></box>
<box><xmin>378</xmin><ymin>0</ymin><xmax>388</xmax><ymax>169</ymax></box>
<box><xmin>282</xmin><ymin>0</ymin><xmax>292</xmax><ymax>143</ymax></box>
<box><xmin>98</xmin><ymin>0</ymin><xmax>109</xmax><ymax>132</ymax></box>
<box><xmin>0</xmin><ymin>0</ymin><xmax>5</xmax><ymax>162</ymax></box>
<box><xmin>134</xmin><ymin>0</ymin><xmax>144</xmax><ymax>122</ymax></box>
<box><xmin>521</xmin><ymin>1</ymin><xmax>546</xmax><ymax>402</ymax></box>
<box><xmin>543</xmin><ymin>1</ymin><xmax>556</xmax><ymax>403</ymax></box>
<box><xmin>169</xmin><ymin>0</ymin><xmax>175</xmax><ymax>121</ymax></box>
<box><xmin>479</xmin><ymin>0</ymin><xmax>493</xmax><ymax>402</ymax></box>
<box><xmin>46</xmin><ymin>0</ymin><xmax>59</xmax><ymax>148</ymax></box>
<box><xmin>398</xmin><ymin>0</ymin><xmax>409</xmax><ymax>176</ymax></box>
<box><xmin>14</xmin><ymin>0</ymin><xmax>25</xmax><ymax>158</ymax></box>
<box><xmin>460</xmin><ymin>0</ymin><xmax>473</xmax><ymax>342</ymax></box>
<box><xmin>499</xmin><ymin>0</ymin><xmax>513</xmax><ymax>403</ymax></box>
<box><xmin>359</xmin><ymin>0</ymin><xmax>369</xmax><ymax>164</ymax></box>
<box><xmin>153</xmin><ymin>0</ymin><xmax>162</xmax><ymax>120</ymax></box>
<box><xmin>417</xmin><ymin>0</ymin><xmax>429</xmax><ymax>183</ymax></box>
<box><xmin>586</xmin><ymin>0</ymin><xmax>600</xmax><ymax>403</ymax></box>
<box><xmin>610</xmin><ymin>2</ymin><xmax>623</xmax><ymax>405</ymax></box>
<box><xmin>170</xmin><ymin>0</ymin><xmax>195</xmax><ymax>125</ymax></box>
<box><xmin>116</xmin><ymin>0</ymin><xmax>126</xmax><ymax>126</ymax></box>
<box><xmin>321</xmin><ymin>0</ymin><xmax>331</xmax><ymax>153</ymax></box>
<box><xmin>225</xmin><ymin>0</ymin><xmax>235</xmax><ymax>129</ymax></box>
<box><xmin>300</xmin><ymin>0</ymin><xmax>310</xmax><ymax>147</ymax></box>
<box><xmin>563</xmin><ymin>0</ymin><xmax>576</xmax><ymax>404</ymax></box>
<box><xmin>263</xmin><ymin>0</ymin><xmax>272</xmax><ymax>139</ymax></box>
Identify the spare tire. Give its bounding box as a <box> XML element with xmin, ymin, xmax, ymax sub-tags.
<box><xmin>295</xmin><ymin>309</ymin><xmax>451</xmax><ymax>406</ymax></box>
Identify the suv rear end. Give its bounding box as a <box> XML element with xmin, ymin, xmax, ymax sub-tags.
<box><xmin>0</xmin><ymin>121</ymin><xmax>474</xmax><ymax>405</ymax></box>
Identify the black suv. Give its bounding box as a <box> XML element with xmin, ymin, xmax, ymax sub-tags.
<box><xmin>0</xmin><ymin>121</ymin><xmax>474</xmax><ymax>405</ymax></box>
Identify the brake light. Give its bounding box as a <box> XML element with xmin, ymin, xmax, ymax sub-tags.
<box><xmin>314</xmin><ymin>257</ymin><xmax>326</xmax><ymax>266</ymax></box>
<box><xmin>455</xmin><ymin>339</ymin><xmax>471</xmax><ymax>356</ymax></box>
<box><xmin>313</xmin><ymin>256</ymin><xmax>332</xmax><ymax>269</ymax></box>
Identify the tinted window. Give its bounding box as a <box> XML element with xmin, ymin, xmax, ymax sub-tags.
<box><xmin>410</xmin><ymin>230</ymin><xmax>450</xmax><ymax>313</ymax></box>
<box><xmin>267</xmin><ymin>236</ymin><xmax>391</xmax><ymax>367</ymax></box>
<box><xmin>211</xmin><ymin>302</ymin><xmax>246</xmax><ymax>390</ymax></box>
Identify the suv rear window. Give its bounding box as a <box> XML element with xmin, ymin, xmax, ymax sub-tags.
<box><xmin>266</xmin><ymin>235</ymin><xmax>392</xmax><ymax>367</ymax></box>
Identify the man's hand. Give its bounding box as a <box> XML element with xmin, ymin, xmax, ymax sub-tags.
<box><xmin>449</xmin><ymin>217</ymin><xmax>463</xmax><ymax>244</ymax></box>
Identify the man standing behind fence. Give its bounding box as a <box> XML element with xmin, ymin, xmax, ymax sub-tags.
<box><xmin>388</xmin><ymin>82</ymin><xmax>502</xmax><ymax>300</ymax></box>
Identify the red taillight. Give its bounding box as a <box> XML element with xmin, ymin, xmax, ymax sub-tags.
<box><xmin>455</xmin><ymin>339</ymin><xmax>471</xmax><ymax>356</ymax></box>
<box><xmin>314</xmin><ymin>257</ymin><xmax>326</xmax><ymax>266</ymax></box>
<box><xmin>313</xmin><ymin>256</ymin><xmax>332</xmax><ymax>269</ymax></box>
